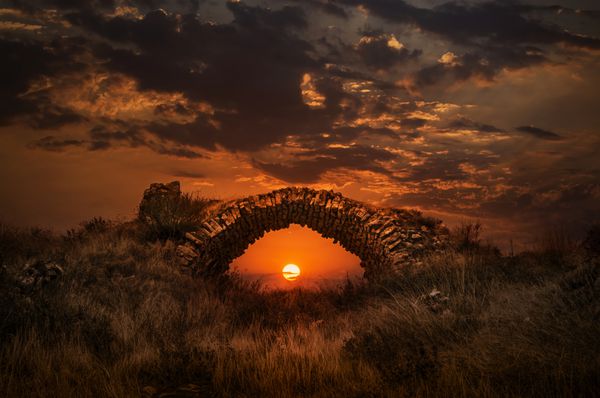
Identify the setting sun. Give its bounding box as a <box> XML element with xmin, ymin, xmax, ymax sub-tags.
<box><xmin>282</xmin><ymin>263</ymin><xmax>301</xmax><ymax>281</ymax></box>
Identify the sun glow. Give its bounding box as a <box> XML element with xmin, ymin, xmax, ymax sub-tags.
<box><xmin>230</xmin><ymin>224</ymin><xmax>362</xmax><ymax>289</ymax></box>
<box><xmin>282</xmin><ymin>263</ymin><xmax>301</xmax><ymax>281</ymax></box>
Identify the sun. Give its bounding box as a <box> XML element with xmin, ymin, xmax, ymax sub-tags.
<box><xmin>282</xmin><ymin>263</ymin><xmax>301</xmax><ymax>281</ymax></box>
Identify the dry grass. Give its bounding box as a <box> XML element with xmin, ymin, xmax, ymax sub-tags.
<box><xmin>0</xmin><ymin>219</ymin><xmax>598</xmax><ymax>397</ymax></box>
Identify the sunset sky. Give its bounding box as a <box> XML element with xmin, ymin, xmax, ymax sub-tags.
<box><xmin>1</xmin><ymin>0</ymin><xmax>599</xmax><ymax>255</ymax></box>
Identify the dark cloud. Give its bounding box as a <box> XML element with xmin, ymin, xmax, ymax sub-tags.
<box><xmin>335</xmin><ymin>0</ymin><xmax>600</xmax><ymax>88</ymax></box>
<box><xmin>88</xmin><ymin>125</ymin><xmax>206</xmax><ymax>157</ymax></box>
<box><xmin>414</xmin><ymin>46</ymin><xmax>546</xmax><ymax>87</ymax></box>
<box><xmin>11</xmin><ymin>0</ymin><xmax>116</xmax><ymax>12</ymax></box>
<box><xmin>27</xmin><ymin>135</ymin><xmax>85</xmax><ymax>151</ymax></box>
<box><xmin>337</xmin><ymin>0</ymin><xmax>600</xmax><ymax>49</ymax></box>
<box><xmin>0</xmin><ymin>39</ymin><xmax>85</xmax><ymax>129</ymax></box>
<box><xmin>448</xmin><ymin>116</ymin><xmax>505</xmax><ymax>133</ymax></box>
<box><xmin>153</xmin><ymin>145</ymin><xmax>204</xmax><ymax>158</ymax></box>
<box><xmin>290</xmin><ymin>0</ymin><xmax>348</xmax><ymax>18</ymax></box>
<box><xmin>321</xmin><ymin>63</ymin><xmax>398</xmax><ymax>91</ymax></box>
<box><xmin>354</xmin><ymin>31</ymin><xmax>420</xmax><ymax>69</ymax></box>
<box><xmin>255</xmin><ymin>145</ymin><xmax>396</xmax><ymax>183</ymax></box>
<box><xmin>11</xmin><ymin>0</ymin><xmax>203</xmax><ymax>13</ymax></box>
<box><xmin>65</xmin><ymin>3</ymin><xmax>343</xmax><ymax>151</ymax></box>
<box><xmin>517</xmin><ymin>5</ymin><xmax>600</xmax><ymax>20</ymax></box>
<box><xmin>398</xmin><ymin>156</ymin><xmax>469</xmax><ymax>183</ymax></box>
<box><xmin>401</xmin><ymin>117</ymin><xmax>427</xmax><ymax>130</ymax></box>
<box><xmin>170</xmin><ymin>170</ymin><xmax>206</xmax><ymax>178</ymax></box>
<box><xmin>28</xmin><ymin>106</ymin><xmax>88</xmax><ymax>130</ymax></box>
<box><xmin>0</xmin><ymin>39</ymin><xmax>82</xmax><ymax>126</ymax></box>
<box><xmin>27</xmin><ymin>125</ymin><xmax>205</xmax><ymax>158</ymax></box>
<box><xmin>515</xmin><ymin>125</ymin><xmax>563</xmax><ymax>140</ymax></box>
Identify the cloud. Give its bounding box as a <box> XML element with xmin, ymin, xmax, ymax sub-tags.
<box><xmin>28</xmin><ymin>125</ymin><xmax>206</xmax><ymax>158</ymax></box>
<box><xmin>65</xmin><ymin>3</ymin><xmax>344</xmax><ymax>151</ymax></box>
<box><xmin>254</xmin><ymin>145</ymin><xmax>396</xmax><ymax>183</ymax></box>
<box><xmin>170</xmin><ymin>170</ymin><xmax>206</xmax><ymax>178</ymax></box>
<box><xmin>0</xmin><ymin>38</ymin><xmax>85</xmax><ymax>126</ymax></box>
<box><xmin>12</xmin><ymin>0</ymin><xmax>203</xmax><ymax>14</ymax></box>
<box><xmin>338</xmin><ymin>0</ymin><xmax>600</xmax><ymax>49</ymax></box>
<box><xmin>354</xmin><ymin>31</ymin><xmax>420</xmax><ymax>69</ymax></box>
<box><xmin>448</xmin><ymin>116</ymin><xmax>505</xmax><ymax>133</ymax></box>
<box><xmin>290</xmin><ymin>0</ymin><xmax>348</xmax><ymax>18</ymax></box>
<box><xmin>27</xmin><ymin>135</ymin><xmax>85</xmax><ymax>151</ymax></box>
<box><xmin>515</xmin><ymin>125</ymin><xmax>563</xmax><ymax>140</ymax></box>
<box><xmin>413</xmin><ymin>46</ymin><xmax>547</xmax><ymax>88</ymax></box>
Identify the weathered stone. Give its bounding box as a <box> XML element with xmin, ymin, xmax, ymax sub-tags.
<box><xmin>138</xmin><ymin>181</ymin><xmax>181</xmax><ymax>221</ymax></box>
<box><xmin>18</xmin><ymin>259</ymin><xmax>64</xmax><ymax>293</ymax></box>
<box><xmin>177</xmin><ymin>187</ymin><xmax>449</xmax><ymax>279</ymax></box>
<box><xmin>176</xmin><ymin>243</ymin><xmax>199</xmax><ymax>267</ymax></box>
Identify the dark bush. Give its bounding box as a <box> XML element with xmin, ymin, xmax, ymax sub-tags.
<box><xmin>140</xmin><ymin>193</ymin><xmax>216</xmax><ymax>241</ymax></box>
<box><xmin>344</xmin><ymin>326</ymin><xmax>439</xmax><ymax>386</ymax></box>
<box><xmin>450</xmin><ymin>221</ymin><xmax>482</xmax><ymax>251</ymax></box>
<box><xmin>583</xmin><ymin>224</ymin><xmax>600</xmax><ymax>258</ymax></box>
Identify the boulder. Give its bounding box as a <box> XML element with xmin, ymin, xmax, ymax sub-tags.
<box><xmin>138</xmin><ymin>181</ymin><xmax>181</xmax><ymax>222</ymax></box>
<box><xmin>176</xmin><ymin>243</ymin><xmax>199</xmax><ymax>267</ymax></box>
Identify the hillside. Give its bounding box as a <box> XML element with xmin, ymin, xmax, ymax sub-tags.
<box><xmin>0</xmin><ymin>212</ymin><xmax>599</xmax><ymax>397</ymax></box>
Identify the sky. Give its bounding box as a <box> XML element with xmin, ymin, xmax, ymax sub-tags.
<box><xmin>230</xmin><ymin>224</ymin><xmax>362</xmax><ymax>288</ymax></box>
<box><xmin>1</xmin><ymin>0</ymin><xmax>599</xmax><ymax>257</ymax></box>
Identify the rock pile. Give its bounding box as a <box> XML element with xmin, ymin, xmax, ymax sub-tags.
<box><xmin>138</xmin><ymin>181</ymin><xmax>181</xmax><ymax>223</ymax></box>
<box><xmin>18</xmin><ymin>259</ymin><xmax>64</xmax><ymax>293</ymax></box>
<box><xmin>140</xmin><ymin>184</ymin><xmax>449</xmax><ymax>279</ymax></box>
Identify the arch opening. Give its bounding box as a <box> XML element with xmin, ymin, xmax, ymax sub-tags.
<box><xmin>230</xmin><ymin>224</ymin><xmax>362</xmax><ymax>289</ymax></box>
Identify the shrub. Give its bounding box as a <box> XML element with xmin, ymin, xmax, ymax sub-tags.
<box><xmin>140</xmin><ymin>193</ymin><xmax>216</xmax><ymax>241</ymax></box>
<box><xmin>583</xmin><ymin>223</ymin><xmax>600</xmax><ymax>258</ymax></box>
<box><xmin>450</xmin><ymin>220</ymin><xmax>482</xmax><ymax>251</ymax></box>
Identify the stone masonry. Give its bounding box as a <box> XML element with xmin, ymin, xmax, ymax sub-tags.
<box><xmin>156</xmin><ymin>185</ymin><xmax>450</xmax><ymax>280</ymax></box>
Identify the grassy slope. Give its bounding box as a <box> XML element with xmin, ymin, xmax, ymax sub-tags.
<box><xmin>0</xmin><ymin>219</ymin><xmax>598</xmax><ymax>398</ymax></box>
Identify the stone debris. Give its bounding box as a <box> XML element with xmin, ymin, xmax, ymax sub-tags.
<box><xmin>18</xmin><ymin>259</ymin><xmax>64</xmax><ymax>293</ymax></box>
<box><xmin>175</xmin><ymin>243</ymin><xmax>199</xmax><ymax>267</ymax></box>
<box><xmin>422</xmin><ymin>288</ymin><xmax>450</xmax><ymax>314</ymax></box>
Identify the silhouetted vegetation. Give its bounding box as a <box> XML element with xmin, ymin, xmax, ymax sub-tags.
<box><xmin>0</xmin><ymin>219</ymin><xmax>598</xmax><ymax>397</ymax></box>
<box><xmin>139</xmin><ymin>193</ymin><xmax>216</xmax><ymax>241</ymax></box>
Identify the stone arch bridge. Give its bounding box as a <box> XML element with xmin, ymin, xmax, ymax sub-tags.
<box><xmin>140</xmin><ymin>182</ymin><xmax>448</xmax><ymax>280</ymax></box>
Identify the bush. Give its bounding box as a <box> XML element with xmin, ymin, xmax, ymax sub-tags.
<box><xmin>140</xmin><ymin>192</ymin><xmax>215</xmax><ymax>241</ymax></box>
<box><xmin>583</xmin><ymin>224</ymin><xmax>600</xmax><ymax>258</ymax></box>
<box><xmin>450</xmin><ymin>220</ymin><xmax>482</xmax><ymax>251</ymax></box>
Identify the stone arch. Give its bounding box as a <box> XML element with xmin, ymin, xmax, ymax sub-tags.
<box><xmin>179</xmin><ymin>187</ymin><xmax>448</xmax><ymax>280</ymax></box>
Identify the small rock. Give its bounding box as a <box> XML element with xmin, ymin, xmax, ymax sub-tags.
<box><xmin>177</xmin><ymin>384</ymin><xmax>203</xmax><ymax>393</ymax></box>
<box><xmin>142</xmin><ymin>386</ymin><xmax>158</xmax><ymax>397</ymax></box>
<box><xmin>176</xmin><ymin>244</ymin><xmax>199</xmax><ymax>267</ymax></box>
<box><xmin>422</xmin><ymin>288</ymin><xmax>450</xmax><ymax>314</ymax></box>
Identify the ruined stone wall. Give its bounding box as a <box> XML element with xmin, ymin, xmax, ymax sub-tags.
<box><xmin>173</xmin><ymin>186</ymin><xmax>448</xmax><ymax>279</ymax></box>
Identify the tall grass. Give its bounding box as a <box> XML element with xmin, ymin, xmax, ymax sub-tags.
<box><xmin>0</xmin><ymin>220</ymin><xmax>598</xmax><ymax>397</ymax></box>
